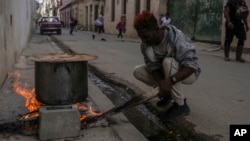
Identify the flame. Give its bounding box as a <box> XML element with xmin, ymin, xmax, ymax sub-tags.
<box><xmin>77</xmin><ymin>103</ymin><xmax>102</xmax><ymax>121</ymax></box>
<box><xmin>9</xmin><ymin>71</ymin><xmax>104</xmax><ymax>123</ymax></box>
<box><xmin>9</xmin><ymin>71</ymin><xmax>44</xmax><ymax>112</ymax></box>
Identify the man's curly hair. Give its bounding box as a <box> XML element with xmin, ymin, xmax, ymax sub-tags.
<box><xmin>134</xmin><ymin>10</ymin><xmax>158</xmax><ymax>30</ymax></box>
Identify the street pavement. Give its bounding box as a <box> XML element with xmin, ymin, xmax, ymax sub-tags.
<box><xmin>1</xmin><ymin>28</ymin><xmax>250</xmax><ymax>141</ymax></box>
<box><xmin>50</xmin><ymin>28</ymin><xmax>250</xmax><ymax>141</ymax></box>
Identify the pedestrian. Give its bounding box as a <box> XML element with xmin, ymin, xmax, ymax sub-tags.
<box><xmin>61</xmin><ymin>21</ymin><xmax>65</xmax><ymax>27</ymax></box>
<box><xmin>133</xmin><ymin>10</ymin><xmax>201</xmax><ymax>121</ymax></box>
<box><xmin>160</xmin><ymin>12</ymin><xmax>171</xmax><ymax>27</ymax></box>
<box><xmin>35</xmin><ymin>18</ymin><xmax>39</xmax><ymax>29</ymax></box>
<box><xmin>224</xmin><ymin>0</ymin><xmax>249</xmax><ymax>62</ymax></box>
<box><xmin>69</xmin><ymin>17</ymin><xmax>75</xmax><ymax>35</ymax></box>
<box><xmin>116</xmin><ymin>16</ymin><xmax>126</xmax><ymax>41</ymax></box>
<box><xmin>92</xmin><ymin>12</ymin><xmax>106</xmax><ymax>41</ymax></box>
<box><xmin>74</xmin><ymin>18</ymin><xmax>78</xmax><ymax>32</ymax></box>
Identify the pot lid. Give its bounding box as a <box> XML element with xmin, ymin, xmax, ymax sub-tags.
<box><xmin>26</xmin><ymin>53</ymin><xmax>98</xmax><ymax>62</ymax></box>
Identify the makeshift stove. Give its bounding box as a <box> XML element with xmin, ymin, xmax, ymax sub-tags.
<box><xmin>11</xmin><ymin>53</ymin><xmax>160</xmax><ymax>140</ymax></box>
<box><xmin>14</xmin><ymin>53</ymin><xmax>105</xmax><ymax>140</ymax></box>
<box><xmin>15</xmin><ymin>102</ymin><xmax>104</xmax><ymax>140</ymax></box>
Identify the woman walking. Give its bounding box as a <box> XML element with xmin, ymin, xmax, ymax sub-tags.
<box><xmin>116</xmin><ymin>16</ymin><xmax>126</xmax><ymax>41</ymax></box>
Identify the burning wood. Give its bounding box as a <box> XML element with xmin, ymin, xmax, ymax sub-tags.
<box><xmin>9</xmin><ymin>71</ymin><xmax>44</xmax><ymax>112</ymax></box>
<box><xmin>81</xmin><ymin>92</ymin><xmax>159</xmax><ymax>127</ymax></box>
<box><xmin>8</xmin><ymin>71</ymin><xmax>106</xmax><ymax>131</ymax></box>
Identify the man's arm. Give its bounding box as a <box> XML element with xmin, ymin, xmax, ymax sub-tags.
<box><xmin>243</xmin><ymin>18</ymin><xmax>249</xmax><ymax>32</ymax></box>
<box><xmin>224</xmin><ymin>6</ymin><xmax>234</xmax><ymax>29</ymax></box>
<box><xmin>170</xmin><ymin>67</ymin><xmax>194</xmax><ymax>84</ymax></box>
<box><xmin>158</xmin><ymin>67</ymin><xmax>194</xmax><ymax>93</ymax></box>
<box><xmin>151</xmin><ymin>66</ymin><xmax>194</xmax><ymax>97</ymax></box>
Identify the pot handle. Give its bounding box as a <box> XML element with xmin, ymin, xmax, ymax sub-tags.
<box><xmin>53</xmin><ymin>64</ymin><xmax>71</xmax><ymax>74</ymax></box>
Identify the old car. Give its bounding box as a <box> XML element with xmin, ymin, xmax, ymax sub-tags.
<box><xmin>39</xmin><ymin>16</ymin><xmax>61</xmax><ymax>35</ymax></box>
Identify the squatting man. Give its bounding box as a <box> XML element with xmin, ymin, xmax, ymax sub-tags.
<box><xmin>133</xmin><ymin>10</ymin><xmax>201</xmax><ymax>121</ymax></box>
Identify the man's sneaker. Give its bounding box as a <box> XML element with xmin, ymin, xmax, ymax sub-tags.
<box><xmin>101</xmin><ymin>38</ymin><xmax>106</xmax><ymax>41</ymax></box>
<box><xmin>92</xmin><ymin>34</ymin><xmax>95</xmax><ymax>39</ymax></box>
<box><xmin>156</xmin><ymin>94</ymin><xmax>172</xmax><ymax>107</ymax></box>
<box><xmin>160</xmin><ymin>99</ymin><xmax>190</xmax><ymax>122</ymax></box>
<box><xmin>236</xmin><ymin>58</ymin><xmax>246</xmax><ymax>63</ymax></box>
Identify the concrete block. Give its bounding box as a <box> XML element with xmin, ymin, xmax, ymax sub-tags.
<box><xmin>39</xmin><ymin>104</ymin><xmax>81</xmax><ymax>140</ymax></box>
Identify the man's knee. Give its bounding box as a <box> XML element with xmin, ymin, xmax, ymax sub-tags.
<box><xmin>163</xmin><ymin>57</ymin><xmax>179</xmax><ymax>74</ymax></box>
<box><xmin>225</xmin><ymin>38</ymin><xmax>233</xmax><ymax>45</ymax></box>
<box><xmin>238</xmin><ymin>39</ymin><xmax>244</xmax><ymax>46</ymax></box>
<box><xmin>133</xmin><ymin>66</ymin><xmax>140</xmax><ymax>79</ymax></box>
<box><xmin>133</xmin><ymin>65</ymin><xmax>145</xmax><ymax>80</ymax></box>
<box><xmin>182</xmin><ymin>73</ymin><xmax>197</xmax><ymax>85</ymax></box>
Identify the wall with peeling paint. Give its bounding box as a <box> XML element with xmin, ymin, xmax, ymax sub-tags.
<box><xmin>168</xmin><ymin>0</ymin><xmax>223</xmax><ymax>43</ymax></box>
<box><xmin>0</xmin><ymin>0</ymin><xmax>36</xmax><ymax>87</ymax></box>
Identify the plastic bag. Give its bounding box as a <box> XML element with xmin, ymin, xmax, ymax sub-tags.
<box><xmin>94</xmin><ymin>19</ymin><xmax>102</xmax><ymax>26</ymax></box>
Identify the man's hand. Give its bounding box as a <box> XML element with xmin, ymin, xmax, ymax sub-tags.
<box><xmin>227</xmin><ymin>22</ymin><xmax>234</xmax><ymax>29</ymax></box>
<box><xmin>246</xmin><ymin>25</ymin><xmax>249</xmax><ymax>32</ymax></box>
<box><xmin>158</xmin><ymin>78</ymin><xmax>173</xmax><ymax>93</ymax></box>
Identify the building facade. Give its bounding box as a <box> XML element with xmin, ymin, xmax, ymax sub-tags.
<box><xmin>59</xmin><ymin>0</ymin><xmax>165</xmax><ymax>36</ymax></box>
<box><xmin>104</xmin><ymin>0</ymin><xmax>167</xmax><ymax>38</ymax></box>
<box><xmin>59</xmin><ymin>0</ymin><xmax>105</xmax><ymax>30</ymax></box>
<box><xmin>0</xmin><ymin>0</ymin><xmax>36</xmax><ymax>86</ymax></box>
<box><xmin>39</xmin><ymin>0</ymin><xmax>61</xmax><ymax>17</ymax></box>
<box><xmin>57</xmin><ymin>0</ymin><xmax>250</xmax><ymax>50</ymax></box>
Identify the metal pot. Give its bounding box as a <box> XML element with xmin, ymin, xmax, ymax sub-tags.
<box><xmin>27</xmin><ymin>53</ymin><xmax>97</xmax><ymax>105</ymax></box>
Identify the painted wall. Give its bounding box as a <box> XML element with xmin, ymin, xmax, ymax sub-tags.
<box><xmin>0</xmin><ymin>0</ymin><xmax>35</xmax><ymax>86</ymax></box>
<box><xmin>195</xmin><ymin>0</ymin><xmax>223</xmax><ymax>42</ymax></box>
<box><xmin>168</xmin><ymin>0</ymin><xmax>223</xmax><ymax>43</ymax></box>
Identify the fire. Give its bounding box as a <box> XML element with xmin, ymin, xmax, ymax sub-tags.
<box><xmin>77</xmin><ymin>103</ymin><xmax>102</xmax><ymax>121</ymax></box>
<box><xmin>8</xmin><ymin>71</ymin><xmax>44</xmax><ymax>112</ymax></box>
<box><xmin>9</xmin><ymin>71</ymin><xmax>104</xmax><ymax>124</ymax></box>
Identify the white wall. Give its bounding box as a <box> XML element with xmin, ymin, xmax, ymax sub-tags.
<box><xmin>0</xmin><ymin>0</ymin><xmax>35</xmax><ymax>86</ymax></box>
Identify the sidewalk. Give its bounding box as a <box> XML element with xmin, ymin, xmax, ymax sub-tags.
<box><xmin>0</xmin><ymin>32</ymin><xmax>147</xmax><ymax>141</ymax></box>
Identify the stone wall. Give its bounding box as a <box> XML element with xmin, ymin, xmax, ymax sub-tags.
<box><xmin>0</xmin><ymin>0</ymin><xmax>35</xmax><ymax>86</ymax></box>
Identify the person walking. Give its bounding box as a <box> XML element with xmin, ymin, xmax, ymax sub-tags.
<box><xmin>224</xmin><ymin>0</ymin><xmax>249</xmax><ymax>62</ymax></box>
<box><xmin>116</xmin><ymin>16</ymin><xmax>126</xmax><ymax>41</ymax></box>
<box><xmin>69</xmin><ymin>17</ymin><xmax>75</xmax><ymax>35</ymax></box>
<box><xmin>133</xmin><ymin>10</ymin><xmax>201</xmax><ymax>121</ymax></box>
<box><xmin>160</xmin><ymin>12</ymin><xmax>171</xmax><ymax>27</ymax></box>
<box><xmin>74</xmin><ymin>18</ymin><xmax>78</xmax><ymax>32</ymax></box>
<box><xmin>93</xmin><ymin>12</ymin><xmax>106</xmax><ymax>41</ymax></box>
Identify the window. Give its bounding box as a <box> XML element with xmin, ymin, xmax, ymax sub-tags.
<box><xmin>122</xmin><ymin>0</ymin><xmax>127</xmax><ymax>15</ymax></box>
<box><xmin>94</xmin><ymin>5</ymin><xmax>99</xmax><ymax>20</ymax></box>
<box><xmin>135</xmin><ymin>0</ymin><xmax>140</xmax><ymax>15</ymax></box>
<box><xmin>146</xmin><ymin>0</ymin><xmax>150</xmax><ymax>10</ymax></box>
<box><xmin>111</xmin><ymin>0</ymin><xmax>115</xmax><ymax>21</ymax></box>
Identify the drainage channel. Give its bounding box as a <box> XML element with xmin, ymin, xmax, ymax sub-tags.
<box><xmin>88</xmin><ymin>71</ymin><xmax>166</xmax><ymax>140</ymax></box>
<box><xmin>88</xmin><ymin>69</ymin><xmax>218</xmax><ymax>141</ymax></box>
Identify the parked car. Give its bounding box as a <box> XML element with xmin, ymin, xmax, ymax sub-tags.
<box><xmin>39</xmin><ymin>17</ymin><xmax>61</xmax><ymax>35</ymax></box>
